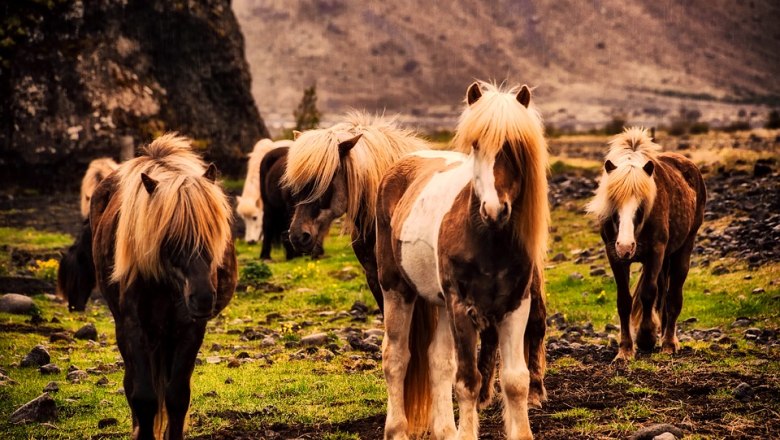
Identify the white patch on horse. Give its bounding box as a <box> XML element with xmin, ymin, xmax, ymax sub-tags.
<box><xmin>399</xmin><ymin>156</ymin><xmax>471</xmax><ymax>304</ymax></box>
<box><xmin>472</xmin><ymin>153</ymin><xmax>502</xmax><ymax>220</ymax></box>
<box><xmin>615</xmin><ymin>196</ymin><xmax>639</xmax><ymax>258</ymax></box>
<box><xmin>407</xmin><ymin>149</ymin><xmax>464</xmax><ymax>165</ymax></box>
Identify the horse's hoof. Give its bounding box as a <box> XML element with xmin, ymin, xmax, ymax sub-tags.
<box><xmin>613</xmin><ymin>348</ymin><xmax>635</xmax><ymax>362</ymax></box>
<box><xmin>527</xmin><ymin>384</ymin><xmax>547</xmax><ymax>409</ymax></box>
<box><xmin>661</xmin><ymin>340</ymin><xmax>679</xmax><ymax>354</ymax></box>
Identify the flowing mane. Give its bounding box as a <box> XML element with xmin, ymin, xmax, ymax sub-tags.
<box><xmin>236</xmin><ymin>138</ymin><xmax>291</xmax><ymax>218</ymax></box>
<box><xmin>111</xmin><ymin>133</ymin><xmax>232</xmax><ymax>287</ymax></box>
<box><xmin>451</xmin><ymin>82</ymin><xmax>550</xmax><ymax>266</ymax></box>
<box><xmin>587</xmin><ymin>127</ymin><xmax>660</xmax><ymax>220</ymax></box>
<box><xmin>80</xmin><ymin>157</ymin><xmax>119</xmax><ymax>218</ymax></box>
<box><xmin>284</xmin><ymin>111</ymin><xmax>429</xmax><ymax>236</ymax></box>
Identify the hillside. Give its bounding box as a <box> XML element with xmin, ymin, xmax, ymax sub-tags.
<box><xmin>234</xmin><ymin>0</ymin><xmax>780</xmax><ymax>132</ymax></box>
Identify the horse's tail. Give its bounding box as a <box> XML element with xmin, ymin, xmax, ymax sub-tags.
<box><xmin>57</xmin><ymin>220</ymin><xmax>97</xmax><ymax>312</ymax></box>
<box><xmin>152</xmin><ymin>358</ymin><xmax>168</xmax><ymax>439</ymax></box>
<box><xmin>404</xmin><ymin>299</ymin><xmax>437</xmax><ymax>435</ymax></box>
<box><xmin>477</xmin><ymin>325</ymin><xmax>499</xmax><ymax>408</ymax></box>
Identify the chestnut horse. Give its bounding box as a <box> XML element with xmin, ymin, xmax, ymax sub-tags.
<box><xmin>80</xmin><ymin>157</ymin><xmax>119</xmax><ymax>218</ymax></box>
<box><xmin>258</xmin><ymin>146</ymin><xmax>306</xmax><ymax>260</ymax></box>
<box><xmin>282</xmin><ymin>112</ymin><xmax>430</xmax><ymax>313</ymax></box>
<box><xmin>90</xmin><ymin>134</ymin><xmax>237</xmax><ymax>439</ymax></box>
<box><xmin>587</xmin><ymin>128</ymin><xmax>706</xmax><ymax>360</ymax></box>
<box><xmin>376</xmin><ymin>82</ymin><xmax>549</xmax><ymax>439</ymax></box>
<box><xmin>236</xmin><ymin>138</ymin><xmax>292</xmax><ymax>243</ymax></box>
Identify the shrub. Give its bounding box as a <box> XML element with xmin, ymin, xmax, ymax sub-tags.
<box><xmin>240</xmin><ymin>261</ymin><xmax>272</xmax><ymax>287</ymax></box>
<box><xmin>30</xmin><ymin>258</ymin><xmax>58</xmax><ymax>282</ymax></box>
<box><xmin>603</xmin><ymin>117</ymin><xmax>626</xmax><ymax>135</ymax></box>
<box><xmin>293</xmin><ymin>84</ymin><xmax>321</xmax><ymax>131</ymax></box>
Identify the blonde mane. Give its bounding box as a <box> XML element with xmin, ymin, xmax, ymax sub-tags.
<box><xmin>586</xmin><ymin>127</ymin><xmax>660</xmax><ymax>220</ymax></box>
<box><xmin>111</xmin><ymin>133</ymin><xmax>232</xmax><ymax>287</ymax></box>
<box><xmin>236</xmin><ymin>138</ymin><xmax>291</xmax><ymax>218</ymax></box>
<box><xmin>284</xmin><ymin>111</ymin><xmax>430</xmax><ymax>237</ymax></box>
<box><xmin>451</xmin><ymin>82</ymin><xmax>550</xmax><ymax>267</ymax></box>
<box><xmin>80</xmin><ymin>157</ymin><xmax>119</xmax><ymax>218</ymax></box>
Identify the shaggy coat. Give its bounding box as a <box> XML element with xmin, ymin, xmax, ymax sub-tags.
<box><xmin>80</xmin><ymin>157</ymin><xmax>119</xmax><ymax>218</ymax></box>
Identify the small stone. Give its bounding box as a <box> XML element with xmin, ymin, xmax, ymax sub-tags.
<box><xmin>74</xmin><ymin>323</ymin><xmax>98</xmax><ymax>341</ymax></box>
<box><xmin>350</xmin><ymin>301</ymin><xmax>369</xmax><ymax>314</ymax></box>
<box><xmin>0</xmin><ymin>293</ymin><xmax>35</xmax><ymax>314</ymax></box>
<box><xmin>265</xmin><ymin>312</ymin><xmax>282</xmax><ymax>322</ymax></box>
<box><xmin>731</xmin><ymin>317</ymin><xmax>752</xmax><ymax>327</ymax></box>
<box><xmin>682</xmin><ymin>317</ymin><xmax>698</xmax><ymax>324</ymax></box>
<box><xmin>66</xmin><ymin>370</ymin><xmax>88</xmax><ymax>383</ymax></box>
<box><xmin>260</xmin><ymin>336</ymin><xmax>275</xmax><ymax>347</ymax></box>
<box><xmin>751</xmin><ymin>287</ymin><xmax>765</xmax><ymax>294</ymax></box>
<box><xmin>96</xmin><ymin>376</ymin><xmax>109</xmax><ymax>386</ymax></box>
<box><xmin>652</xmin><ymin>433</ymin><xmax>678</xmax><ymax>440</ymax></box>
<box><xmin>39</xmin><ymin>364</ymin><xmax>60</xmax><ymax>375</ymax></box>
<box><xmin>9</xmin><ymin>393</ymin><xmax>57</xmax><ymax>423</ymax></box>
<box><xmin>21</xmin><ymin>345</ymin><xmax>50</xmax><ymax>368</ymax></box>
<box><xmin>98</xmin><ymin>417</ymin><xmax>118</xmax><ymax>429</ymax></box>
<box><xmin>551</xmin><ymin>252</ymin><xmax>567</xmax><ymax>262</ymax></box>
<box><xmin>210</xmin><ymin>343</ymin><xmax>223</xmax><ymax>351</ymax></box>
<box><xmin>43</xmin><ymin>381</ymin><xmax>59</xmax><ymax>393</ymax></box>
<box><xmin>206</xmin><ymin>356</ymin><xmax>221</xmax><ymax>364</ymax></box>
<box><xmin>300</xmin><ymin>332</ymin><xmax>329</xmax><ymax>346</ymax></box>
<box><xmin>733</xmin><ymin>382</ymin><xmax>753</xmax><ymax>402</ymax></box>
<box><xmin>203</xmin><ymin>390</ymin><xmax>218</xmax><ymax>398</ymax></box>
<box><xmin>629</xmin><ymin>423</ymin><xmax>684</xmax><ymax>440</ymax></box>
<box><xmin>568</xmin><ymin>272</ymin><xmax>584</xmax><ymax>281</ymax></box>
<box><xmin>49</xmin><ymin>332</ymin><xmax>74</xmax><ymax>343</ymax></box>
<box><xmin>236</xmin><ymin>351</ymin><xmax>251</xmax><ymax>359</ymax></box>
<box><xmin>67</xmin><ymin>365</ymin><xmax>79</xmax><ymax>373</ymax></box>
<box><xmin>711</xmin><ymin>265</ymin><xmax>729</xmax><ymax>275</ymax></box>
<box><xmin>589</xmin><ymin>267</ymin><xmax>606</xmax><ymax>276</ymax></box>
<box><xmin>225</xmin><ymin>377</ymin><xmax>234</xmax><ymax>384</ymax></box>
<box><xmin>227</xmin><ymin>359</ymin><xmax>241</xmax><ymax>368</ymax></box>
<box><xmin>605</xmin><ymin>323</ymin><xmax>619</xmax><ymax>332</ymax></box>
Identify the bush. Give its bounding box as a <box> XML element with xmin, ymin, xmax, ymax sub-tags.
<box><xmin>240</xmin><ymin>261</ymin><xmax>272</xmax><ymax>287</ymax></box>
<box><xmin>293</xmin><ymin>84</ymin><xmax>321</xmax><ymax>131</ymax></box>
<box><xmin>603</xmin><ymin>117</ymin><xmax>626</xmax><ymax>135</ymax></box>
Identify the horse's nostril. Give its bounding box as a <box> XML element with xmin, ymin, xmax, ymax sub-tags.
<box><xmin>300</xmin><ymin>232</ymin><xmax>312</xmax><ymax>245</ymax></box>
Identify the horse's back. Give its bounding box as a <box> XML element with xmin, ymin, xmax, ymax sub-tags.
<box><xmin>379</xmin><ymin>151</ymin><xmax>470</xmax><ymax>302</ymax></box>
<box><xmin>657</xmin><ymin>152</ymin><xmax>706</xmax><ymax>210</ymax></box>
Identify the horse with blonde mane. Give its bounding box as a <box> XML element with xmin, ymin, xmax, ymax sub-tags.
<box><xmin>283</xmin><ymin>112</ymin><xmax>430</xmax><ymax>313</ymax></box>
<box><xmin>88</xmin><ymin>134</ymin><xmax>237</xmax><ymax>439</ymax></box>
<box><xmin>376</xmin><ymin>82</ymin><xmax>549</xmax><ymax>439</ymax></box>
<box><xmin>236</xmin><ymin>138</ymin><xmax>293</xmax><ymax>243</ymax></box>
<box><xmin>80</xmin><ymin>157</ymin><xmax>119</xmax><ymax>218</ymax></box>
<box><xmin>587</xmin><ymin>127</ymin><xmax>706</xmax><ymax>361</ymax></box>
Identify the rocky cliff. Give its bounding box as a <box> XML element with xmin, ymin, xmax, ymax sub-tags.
<box><xmin>0</xmin><ymin>0</ymin><xmax>269</xmax><ymax>187</ymax></box>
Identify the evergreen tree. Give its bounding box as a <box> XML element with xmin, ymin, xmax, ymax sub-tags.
<box><xmin>293</xmin><ymin>84</ymin><xmax>321</xmax><ymax>131</ymax></box>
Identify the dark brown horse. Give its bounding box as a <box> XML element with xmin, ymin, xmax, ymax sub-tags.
<box><xmin>90</xmin><ymin>134</ymin><xmax>237</xmax><ymax>439</ymax></box>
<box><xmin>587</xmin><ymin>127</ymin><xmax>706</xmax><ymax>360</ymax></box>
<box><xmin>282</xmin><ymin>112</ymin><xmax>430</xmax><ymax>314</ymax></box>
<box><xmin>376</xmin><ymin>82</ymin><xmax>549</xmax><ymax>439</ymax></box>
<box><xmin>57</xmin><ymin>219</ymin><xmax>96</xmax><ymax>311</ymax></box>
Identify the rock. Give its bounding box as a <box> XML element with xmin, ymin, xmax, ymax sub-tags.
<box><xmin>751</xmin><ymin>287</ymin><xmax>765</xmax><ymax>294</ymax></box>
<box><xmin>203</xmin><ymin>390</ymin><xmax>218</xmax><ymax>398</ymax></box>
<box><xmin>39</xmin><ymin>364</ymin><xmax>60</xmax><ymax>375</ymax></box>
<box><xmin>9</xmin><ymin>393</ymin><xmax>57</xmax><ymax>423</ymax></box>
<box><xmin>96</xmin><ymin>376</ymin><xmax>109</xmax><ymax>386</ymax></box>
<box><xmin>711</xmin><ymin>265</ymin><xmax>730</xmax><ymax>275</ymax></box>
<box><xmin>74</xmin><ymin>323</ymin><xmax>98</xmax><ymax>341</ymax></box>
<box><xmin>67</xmin><ymin>365</ymin><xmax>80</xmax><ymax>373</ymax></box>
<box><xmin>568</xmin><ymin>272</ymin><xmax>584</xmax><ymax>281</ymax></box>
<box><xmin>589</xmin><ymin>267</ymin><xmax>606</xmax><ymax>276</ymax></box>
<box><xmin>350</xmin><ymin>301</ymin><xmax>369</xmax><ymax>314</ymax></box>
<box><xmin>43</xmin><ymin>381</ymin><xmax>59</xmax><ymax>393</ymax></box>
<box><xmin>629</xmin><ymin>423</ymin><xmax>684</xmax><ymax>440</ymax></box>
<box><xmin>731</xmin><ymin>317</ymin><xmax>752</xmax><ymax>327</ymax></box>
<box><xmin>652</xmin><ymin>433</ymin><xmax>678</xmax><ymax>440</ymax></box>
<box><xmin>66</xmin><ymin>370</ymin><xmax>88</xmax><ymax>383</ymax></box>
<box><xmin>265</xmin><ymin>312</ymin><xmax>282</xmax><ymax>322</ymax></box>
<box><xmin>753</xmin><ymin>162</ymin><xmax>772</xmax><ymax>177</ymax></box>
<box><xmin>21</xmin><ymin>345</ymin><xmax>50</xmax><ymax>368</ymax></box>
<box><xmin>227</xmin><ymin>359</ymin><xmax>241</xmax><ymax>368</ymax></box>
<box><xmin>260</xmin><ymin>336</ymin><xmax>276</xmax><ymax>347</ymax></box>
<box><xmin>98</xmin><ymin>417</ymin><xmax>118</xmax><ymax>429</ymax></box>
<box><xmin>206</xmin><ymin>356</ymin><xmax>222</xmax><ymax>364</ymax></box>
<box><xmin>364</xmin><ymin>328</ymin><xmax>384</xmax><ymax>338</ymax></box>
<box><xmin>744</xmin><ymin>328</ymin><xmax>761</xmax><ymax>340</ymax></box>
<box><xmin>605</xmin><ymin>323</ymin><xmax>619</xmax><ymax>332</ymax></box>
<box><xmin>348</xmin><ymin>335</ymin><xmax>381</xmax><ymax>353</ymax></box>
<box><xmin>682</xmin><ymin>317</ymin><xmax>698</xmax><ymax>324</ymax></box>
<box><xmin>733</xmin><ymin>382</ymin><xmax>753</xmax><ymax>402</ymax></box>
<box><xmin>225</xmin><ymin>377</ymin><xmax>234</xmax><ymax>384</ymax></box>
<box><xmin>49</xmin><ymin>332</ymin><xmax>74</xmax><ymax>343</ymax></box>
<box><xmin>0</xmin><ymin>294</ymin><xmax>35</xmax><ymax>314</ymax></box>
<box><xmin>300</xmin><ymin>332</ymin><xmax>329</xmax><ymax>346</ymax></box>
<box><xmin>551</xmin><ymin>252</ymin><xmax>567</xmax><ymax>262</ymax></box>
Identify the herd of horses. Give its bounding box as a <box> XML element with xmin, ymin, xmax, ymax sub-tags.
<box><xmin>56</xmin><ymin>81</ymin><xmax>706</xmax><ymax>440</ymax></box>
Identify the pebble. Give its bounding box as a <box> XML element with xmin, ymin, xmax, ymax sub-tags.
<box><xmin>206</xmin><ymin>356</ymin><xmax>222</xmax><ymax>364</ymax></box>
<box><xmin>21</xmin><ymin>346</ymin><xmax>50</xmax><ymax>368</ymax></box>
<box><xmin>589</xmin><ymin>267</ymin><xmax>606</xmax><ymax>276</ymax></box>
<box><xmin>300</xmin><ymin>332</ymin><xmax>329</xmax><ymax>346</ymax></box>
<box><xmin>0</xmin><ymin>293</ymin><xmax>35</xmax><ymax>314</ymax></box>
<box><xmin>733</xmin><ymin>382</ymin><xmax>753</xmax><ymax>402</ymax></box>
<box><xmin>9</xmin><ymin>393</ymin><xmax>57</xmax><ymax>423</ymax></box>
<box><xmin>751</xmin><ymin>287</ymin><xmax>765</xmax><ymax>294</ymax></box>
<box><xmin>629</xmin><ymin>423</ymin><xmax>684</xmax><ymax>440</ymax></box>
<box><xmin>74</xmin><ymin>323</ymin><xmax>98</xmax><ymax>341</ymax></box>
<box><xmin>568</xmin><ymin>272</ymin><xmax>584</xmax><ymax>281</ymax></box>
<box><xmin>49</xmin><ymin>332</ymin><xmax>74</xmax><ymax>343</ymax></box>
<box><xmin>551</xmin><ymin>252</ymin><xmax>567</xmax><ymax>262</ymax></box>
<box><xmin>96</xmin><ymin>376</ymin><xmax>109</xmax><ymax>386</ymax></box>
<box><xmin>98</xmin><ymin>418</ymin><xmax>118</xmax><ymax>429</ymax></box>
<box><xmin>43</xmin><ymin>381</ymin><xmax>59</xmax><ymax>393</ymax></box>
<box><xmin>39</xmin><ymin>364</ymin><xmax>60</xmax><ymax>375</ymax></box>
<box><xmin>66</xmin><ymin>370</ymin><xmax>88</xmax><ymax>383</ymax></box>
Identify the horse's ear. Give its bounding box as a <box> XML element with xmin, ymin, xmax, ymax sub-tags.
<box><xmin>643</xmin><ymin>160</ymin><xmax>655</xmax><ymax>176</ymax></box>
<box><xmin>604</xmin><ymin>160</ymin><xmax>617</xmax><ymax>173</ymax></box>
<box><xmin>141</xmin><ymin>173</ymin><xmax>158</xmax><ymax>195</ymax></box>
<box><xmin>466</xmin><ymin>82</ymin><xmax>482</xmax><ymax>105</ymax></box>
<box><xmin>203</xmin><ymin>163</ymin><xmax>219</xmax><ymax>182</ymax></box>
<box><xmin>338</xmin><ymin>133</ymin><xmax>363</xmax><ymax>158</ymax></box>
<box><xmin>292</xmin><ymin>130</ymin><xmax>303</xmax><ymax>141</ymax></box>
<box><xmin>516</xmin><ymin>85</ymin><xmax>531</xmax><ymax>108</ymax></box>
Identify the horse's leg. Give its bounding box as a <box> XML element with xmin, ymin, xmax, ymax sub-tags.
<box><xmin>382</xmin><ymin>290</ymin><xmax>415</xmax><ymax>440</ymax></box>
<box><xmin>634</xmin><ymin>247</ymin><xmax>665</xmax><ymax>353</ymax></box>
<box><xmin>525</xmin><ymin>270</ymin><xmax>546</xmax><ymax>408</ymax></box>
<box><xmin>259</xmin><ymin>211</ymin><xmax>273</xmax><ymax>260</ymax></box>
<box><xmin>428</xmin><ymin>305</ymin><xmax>456</xmax><ymax>439</ymax></box>
<box><xmin>608</xmin><ymin>255</ymin><xmax>634</xmax><ymax>361</ymax></box>
<box><xmin>657</xmin><ymin>259</ymin><xmax>671</xmax><ymax>333</ymax></box>
<box><xmin>662</xmin><ymin>240</ymin><xmax>694</xmax><ymax>354</ymax></box>
<box><xmin>448</xmin><ymin>297</ymin><xmax>481</xmax><ymax>439</ymax></box>
<box><xmin>352</xmin><ymin>233</ymin><xmax>384</xmax><ymax>314</ymax></box>
<box><xmin>165</xmin><ymin>323</ymin><xmax>207</xmax><ymax>440</ymax></box>
<box><xmin>126</xmin><ymin>327</ymin><xmax>158</xmax><ymax>440</ymax></box>
<box><xmin>498</xmin><ymin>296</ymin><xmax>533</xmax><ymax>440</ymax></box>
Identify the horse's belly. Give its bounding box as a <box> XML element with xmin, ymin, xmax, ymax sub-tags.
<box><xmin>398</xmin><ymin>158</ymin><xmax>471</xmax><ymax>303</ymax></box>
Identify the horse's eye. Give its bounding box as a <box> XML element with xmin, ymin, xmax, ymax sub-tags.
<box><xmin>472</xmin><ymin>141</ymin><xmax>479</xmax><ymax>151</ymax></box>
<box><xmin>252</xmin><ymin>216</ymin><xmax>258</xmax><ymax>221</ymax></box>
<box><xmin>611</xmin><ymin>212</ymin><xmax>619</xmax><ymax>225</ymax></box>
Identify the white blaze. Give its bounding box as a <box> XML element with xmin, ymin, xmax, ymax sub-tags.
<box><xmin>472</xmin><ymin>154</ymin><xmax>502</xmax><ymax>220</ymax></box>
<box><xmin>615</xmin><ymin>197</ymin><xmax>639</xmax><ymax>258</ymax></box>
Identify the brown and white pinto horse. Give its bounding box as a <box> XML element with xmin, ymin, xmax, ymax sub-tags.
<box><xmin>376</xmin><ymin>82</ymin><xmax>549</xmax><ymax>439</ymax></box>
<box><xmin>587</xmin><ymin>128</ymin><xmax>706</xmax><ymax>360</ymax></box>
<box><xmin>90</xmin><ymin>134</ymin><xmax>237</xmax><ymax>439</ymax></box>
<box><xmin>283</xmin><ymin>112</ymin><xmax>430</xmax><ymax>313</ymax></box>
<box><xmin>80</xmin><ymin>157</ymin><xmax>119</xmax><ymax>218</ymax></box>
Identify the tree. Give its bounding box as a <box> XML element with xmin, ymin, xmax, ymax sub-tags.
<box><xmin>293</xmin><ymin>84</ymin><xmax>321</xmax><ymax>131</ymax></box>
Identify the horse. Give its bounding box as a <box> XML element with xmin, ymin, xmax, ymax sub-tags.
<box><xmin>236</xmin><ymin>138</ymin><xmax>293</xmax><ymax>243</ymax></box>
<box><xmin>56</xmin><ymin>220</ymin><xmax>96</xmax><ymax>311</ymax></box>
<box><xmin>257</xmin><ymin>146</ymin><xmax>311</xmax><ymax>260</ymax></box>
<box><xmin>89</xmin><ymin>134</ymin><xmax>237</xmax><ymax>440</ymax></box>
<box><xmin>587</xmin><ymin>127</ymin><xmax>706</xmax><ymax>361</ymax></box>
<box><xmin>375</xmin><ymin>82</ymin><xmax>549</xmax><ymax>439</ymax></box>
<box><xmin>80</xmin><ymin>157</ymin><xmax>119</xmax><ymax>218</ymax></box>
<box><xmin>283</xmin><ymin>112</ymin><xmax>430</xmax><ymax>313</ymax></box>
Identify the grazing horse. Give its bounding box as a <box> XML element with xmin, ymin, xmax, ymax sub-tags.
<box><xmin>376</xmin><ymin>82</ymin><xmax>549</xmax><ymax>439</ymax></box>
<box><xmin>57</xmin><ymin>220</ymin><xmax>96</xmax><ymax>311</ymax></box>
<box><xmin>89</xmin><ymin>134</ymin><xmax>237</xmax><ymax>440</ymax></box>
<box><xmin>587</xmin><ymin>128</ymin><xmax>706</xmax><ymax>360</ymax></box>
<box><xmin>283</xmin><ymin>112</ymin><xmax>430</xmax><ymax>313</ymax></box>
<box><xmin>80</xmin><ymin>157</ymin><xmax>119</xmax><ymax>218</ymax></box>
<box><xmin>257</xmin><ymin>146</ymin><xmax>310</xmax><ymax>260</ymax></box>
<box><xmin>236</xmin><ymin>138</ymin><xmax>292</xmax><ymax>243</ymax></box>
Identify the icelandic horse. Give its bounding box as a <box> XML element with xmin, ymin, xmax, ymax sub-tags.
<box><xmin>587</xmin><ymin>127</ymin><xmax>706</xmax><ymax>360</ymax></box>
<box><xmin>376</xmin><ymin>82</ymin><xmax>549</xmax><ymax>439</ymax></box>
<box><xmin>89</xmin><ymin>134</ymin><xmax>237</xmax><ymax>439</ymax></box>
